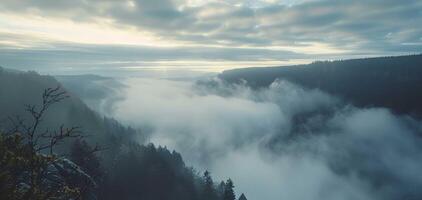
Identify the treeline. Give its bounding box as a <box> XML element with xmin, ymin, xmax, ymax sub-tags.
<box><xmin>69</xmin><ymin>137</ymin><xmax>244</xmax><ymax>200</ymax></box>
<box><xmin>87</xmin><ymin>142</ymin><xmax>241</xmax><ymax>200</ymax></box>
<box><xmin>1</xmin><ymin>125</ymin><xmax>245</xmax><ymax>200</ymax></box>
<box><xmin>220</xmin><ymin>54</ymin><xmax>422</xmax><ymax>117</ymax></box>
<box><xmin>0</xmin><ymin>68</ymin><xmax>247</xmax><ymax>200</ymax></box>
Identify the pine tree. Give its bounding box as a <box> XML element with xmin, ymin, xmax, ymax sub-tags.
<box><xmin>70</xmin><ymin>139</ymin><xmax>103</xmax><ymax>181</ymax></box>
<box><xmin>202</xmin><ymin>171</ymin><xmax>218</xmax><ymax>200</ymax></box>
<box><xmin>223</xmin><ymin>179</ymin><xmax>235</xmax><ymax>200</ymax></box>
<box><xmin>238</xmin><ymin>193</ymin><xmax>247</xmax><ymax>200</ymax></box>
<box><xmin>217</xmin><ymin>181</ymin><xmax>226</xmax><ymax>198</ymax></box>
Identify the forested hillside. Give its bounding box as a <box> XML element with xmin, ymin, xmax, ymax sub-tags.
<box><xmin>0</xmin><ymin>67</ymin><xmax>244</xmax><ymax>200</ymax></box>
<box><xmin>220</xmin><ymin>54</ymin><xmax>422</xmax><ymax>116</ymax></box>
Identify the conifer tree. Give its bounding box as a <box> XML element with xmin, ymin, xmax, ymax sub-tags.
<box><xmin>238</xmin><ymin>193</ymin><xmax>247</xmax><ymax>200</ymax></box>
<box><xmin>223</xmin><ymin>179</ymin><xmax>235</xmax><ymax>200</ymax></box>
<box><xmin>202</xmin><ymin>171</ymin><xmax>218</xmax><ymax>200</ymax></box>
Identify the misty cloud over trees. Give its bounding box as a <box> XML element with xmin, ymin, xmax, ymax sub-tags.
<box><xmin>1</xmin><ymin>0</ymin><xmax>421</xmax><ymax>198</ymax></box>
<box><xmin>220</xmin><ymin>54</ymin><xmax>422</xmax><ymax>116</ymax></box>
<box><xmin>0</xmin><ymin>67</ymin><xmax>245</xmax><ymax>200</ymax></box>
<box><xmin>2</xmin><ymin>55</ymin><xmax>422</xmax><ymax>200</ymax></box>
<box><xmin>63</xmin><ymin>56</ymin><xmax>422</xmax><ymax>200</ymax></box>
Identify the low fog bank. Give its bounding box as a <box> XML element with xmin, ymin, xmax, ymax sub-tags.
<box><xmin>55</xmin><ymin>75</ymin><xmax>126</xmax><ymax>115</ymax></box>
<box><xmin>78</xmin><ymin>77</ymin><xmax>422</xmax><ymax>200</ymax></box>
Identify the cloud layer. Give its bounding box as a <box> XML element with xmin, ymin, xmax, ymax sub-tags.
<box><xmin>101</xmin><ymin>77</ymin><xmax>422</xmax><ymax>200</ymax></box>
<box><xmin>0</xmin><ymin>0</ymin><xmax>421</xmax><ymax>72</ymax></box>
<box><xmin>2</xmin><ymin>0</ymin><xmax>421</xmax><ymax>50</ymax></box>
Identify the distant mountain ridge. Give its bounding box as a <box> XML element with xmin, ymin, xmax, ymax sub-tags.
<box><xmin>219</xmin><ymin>54</ymin><xmax>422</xmax><ymax>116</ymax></box>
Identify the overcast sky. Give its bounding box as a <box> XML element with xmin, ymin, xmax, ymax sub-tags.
<box><xmin>0</xmin><ymin>0</ymin><xmax>421</xmax><ymax>74</ymax></box>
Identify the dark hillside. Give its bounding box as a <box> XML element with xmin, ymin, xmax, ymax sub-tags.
<box><xmin>0</xmin><ymin>67</ymin><xmax>243</xmax><ymax>200</ymax></box>
<box><xmin>220</xmin><ymin>54</ymin><xmax>422</xmax><ymax>116</ymax></box>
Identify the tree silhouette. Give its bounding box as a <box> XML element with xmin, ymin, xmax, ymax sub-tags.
<box><xmin>202</xmin><ymin>171</ymin><xmax>218</xmax><ymax>200</ymax></box>
<box><xmin>1</xmin><ymin>86</ymin><xmax>83</xmax><ymax>199</ymax></box>
<box><xmin>223</xmin><ymin>179</ymin><xmax>236</xmax><ymax>200</ymax></box>
<box><xmin>217</xmin><ymin>181</ymin><xmax>226</xmax><ymax>198</ymax></box>
<box><xmin>0</xmin><ymin>70</ymin><xmax>248</xmax><ymax>200</ymax></box>
<box><xmin>70</xmin><ymin>139</ymin><xmax>103</xmax><ymax>177</ymax></box>
<box><xmin>238</xmin><ymin>193</ymin><xmax>247</xmax><ymax>200</ymax></box>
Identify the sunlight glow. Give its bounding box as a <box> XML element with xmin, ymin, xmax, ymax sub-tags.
<box><xmin>0</xmin><ymin>13</ymin><xmax>170</xmax><ymax>47</ymax></box>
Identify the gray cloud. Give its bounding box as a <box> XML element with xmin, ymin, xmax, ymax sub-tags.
<box><xmin>1</xmin><ymin>0</ymin><xmax>421</xmax><ymax>56</ymax></box>
<box><xmin>0</xmin><ymin>39</ymin><xmax>307</xmax><ymax>74</ymax></box>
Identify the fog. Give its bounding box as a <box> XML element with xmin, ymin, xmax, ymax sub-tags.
<box><xmin>89</xmin><ymin>77</ymin><xmax>422</xmax><ymax>200</ymax></box>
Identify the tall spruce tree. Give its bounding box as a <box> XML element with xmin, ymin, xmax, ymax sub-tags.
<box><xmin>218</xmin><ymin>181</ymin><xmax>226</xmax><ymax>199</ymax></box>
<box><xmin>202</xmin><ymin>171</ymin><xmax>218</xmax><ymax>200</ymax></box>
<box><xmin>223</xmin><ymin>179</ymin><xmax>235</xmax><ymax>200</ymax></box>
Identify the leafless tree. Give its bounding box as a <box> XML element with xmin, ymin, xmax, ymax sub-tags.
<box><xmin>4</xmin><ymin>86</ymin><xmax>87</xmax><ymax>199</ymax></box>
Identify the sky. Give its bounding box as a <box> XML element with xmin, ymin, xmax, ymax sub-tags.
<box><xmin>0</xmin><ymin>0</ymin><xmax>421</xmax><ymax>74</ymax></box>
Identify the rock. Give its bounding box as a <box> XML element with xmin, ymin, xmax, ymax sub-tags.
<box><xmin>16</xmin><ymin>157</ymin><xmax>97</xmax><ymax>200</ymax></box>
<box><xmin>50</xmin><ymin>158</ymin><xmax>98</xmax><ymax>200</ymax></box>
<box><xmin>52</xmin><ymin>158</ymin><xmax>97</xmax><ymax>188</ymax></box>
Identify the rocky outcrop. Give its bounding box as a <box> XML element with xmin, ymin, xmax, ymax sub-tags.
<box><xmin>17</xmin><ymin>157</ymin><xmax>97</xmax><ymax>200</ymax></box>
